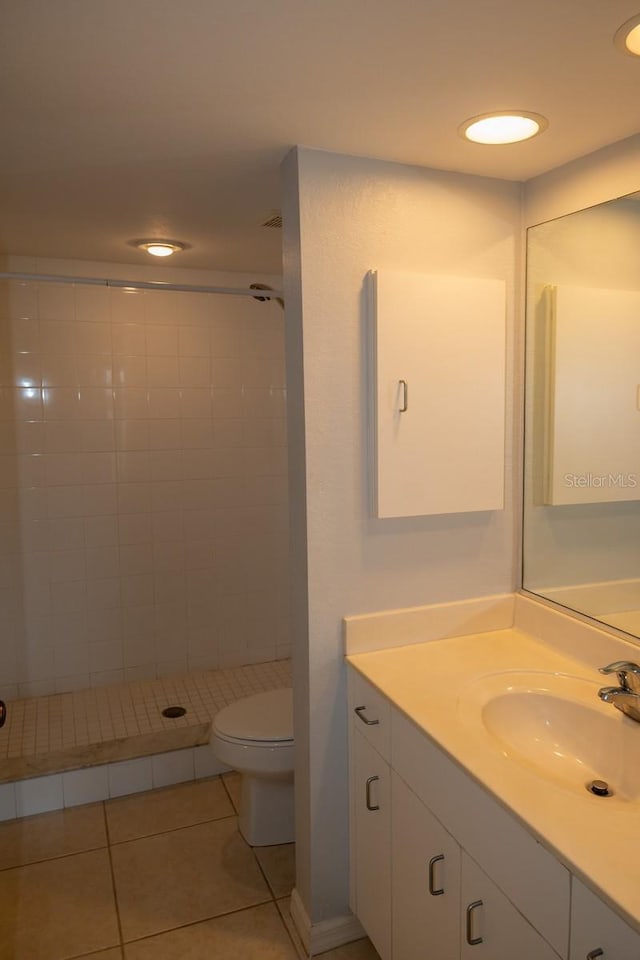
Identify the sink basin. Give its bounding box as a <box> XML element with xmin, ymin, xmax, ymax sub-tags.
<box><xmin>459</xmin><ymin>671</ymin><xmax>640</xmax><ymax>801</ymax></box>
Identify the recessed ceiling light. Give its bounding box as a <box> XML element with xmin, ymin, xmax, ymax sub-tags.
<box><xmin>132</xmin><ymin>239</ymin><xmax>186</xmax><ymax>257</ymax></box>
<box><xmin>460</xmin><ymin>112</ymin><xmax>548</xmax><ymax>145</ymax></box>
<box><xmin>614</xmin><ymin>14</ymin><xmax>640</xmax><ymax>56</ymax></box>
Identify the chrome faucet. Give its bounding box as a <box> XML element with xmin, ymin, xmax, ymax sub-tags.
<box><xmin>598</xmin><ymin>661</ymin><xmax>640</xmax><ymax>722</ymax></box>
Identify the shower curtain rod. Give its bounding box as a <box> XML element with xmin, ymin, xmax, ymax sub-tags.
<box><xmin>0</xmin><ymin>271</ymin><xmax>284</xmax><ymax>300</ymax></box>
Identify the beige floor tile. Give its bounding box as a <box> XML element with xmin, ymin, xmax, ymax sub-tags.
<box><xmin>222</xmin><ymin>771</ymin><xmax>241</xmax><ymax>812</ymax></box>
<box><xmin>276</xmin><ymin>898</ymin><xmax>307</xmax><ymax>959</ymax></box>
<box><xmin>0</xmin><ymin>803</ymin><xmax>107</xmax><ymax>871</ymax></box>
<box><xmin>75</xmin><ymin>950</ymin><xmax>123</xmax><ymax>959</ymax></box>
<box><xmin>123</xmin><ymin>902</ymin><xmax>299</xmax><ymax>960</ymax></box>
<box><xmin>112</xmin><ymin>817</ymin><xmax>271</xmax><ymax>942</ymax></box>
<box><xmin>106</xmin><ymin>777</ymin><xmax>233</xmax><ymax>843</ymax></box>
<box><xmin>255</xmin><ymin>843</ymin><xmax>296</xmax><ymax>898</ymax></box>
<box><xmin>0</xmin><ymin>849</ymin><xmax>119</xmax><ymax>960</ymax></box>
<box><xmin>318</xmin><ymin>937</ymin><xmax>381</xmax><ymax>960</ymax></box>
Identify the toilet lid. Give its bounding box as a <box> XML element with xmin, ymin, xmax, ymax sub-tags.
<box><xmin>213</xmin><ymin>688</ymin><xmax>293</xmax><ymax>743</ymax></box>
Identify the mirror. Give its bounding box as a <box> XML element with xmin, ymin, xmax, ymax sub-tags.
<box><xmin>523</xmin><ymin>191</ymin><xmax>640</xmax><ymax>639</ymax></box>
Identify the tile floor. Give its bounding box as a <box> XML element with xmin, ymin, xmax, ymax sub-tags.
<box><xmin>0</xmin><ymin>771</ymin><xmax>381</xmax><ymax>960</ymax></box>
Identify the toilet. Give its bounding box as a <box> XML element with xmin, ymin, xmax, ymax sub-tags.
<box><xmin>211</xmin><ymin>687</ymin><xmax>294</xmax><ymax>846</ymax></box>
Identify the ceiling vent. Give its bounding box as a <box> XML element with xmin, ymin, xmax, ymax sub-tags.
<box><xmin>261</xmin><ymin>211</ymin><xmax>283</xmax><ymax>229</ymax></box>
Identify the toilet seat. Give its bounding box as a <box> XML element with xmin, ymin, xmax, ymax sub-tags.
<box><xmin>213</xmin><ymin>688</ymin><xmax>293</xmax><ymax>744</ymax></box>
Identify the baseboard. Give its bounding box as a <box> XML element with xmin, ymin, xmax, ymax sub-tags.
<box><xmin>290</xmin><ymin>887</ymin><xmax>367</xmax><ymax>956</ymax></box>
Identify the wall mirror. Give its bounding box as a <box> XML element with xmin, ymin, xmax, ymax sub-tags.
<box><xmin>523</xmin><ymin>190</ymin><xmax>640</xmax><ymax>639</ymax></box>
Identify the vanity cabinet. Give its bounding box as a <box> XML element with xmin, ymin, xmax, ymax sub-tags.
<box><xmin>349</xmin><ymin>668</ymin><xmax>566</xmax><ymax>959</ymax></box>
<box><xmin>392</xmin><ymin>771</ymin><xmax>558</xmax><ymax>960</ymax></box>
<box><xmin>348</xmin><ymin>665</ymin><xmax>640</xmax><ymax>960</ymax></box>
<box><xmin>570</xmin><ymin>879</ymin><xmax>640</xmax><ymax>960</ymax></box>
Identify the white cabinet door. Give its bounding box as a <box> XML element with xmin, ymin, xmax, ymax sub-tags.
<box><xmin>460</xmin><ymin>853</ymin><xmax>559</xmax><ymax>960</ymax></box>
<box><xmin>392</xmin><ymin>772</ymin><xmax>460</xmax><ymax>960</ymax></box>
<box><xmin>353</xmin><ymin>727</ymin><xmax>392</xmax><ymax>960</ymax></box>
<box><xmin>570</xmin><ymin>878</ymin><xmax>640</xmax><ymax>960</ymax></box>
<box><xmin>370</xmin><ymin>269</ymin><xmax>506</xmax><ymax>518</ymax></box>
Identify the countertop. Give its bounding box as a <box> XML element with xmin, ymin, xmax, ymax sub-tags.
<box><xmin>347</xmin><ymin>627</ymin><xmax>640</xmax><ymax>933</ymax></box>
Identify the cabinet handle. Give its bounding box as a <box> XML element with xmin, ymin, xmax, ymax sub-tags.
<box><xmin>399</xmin><ymin>379</ymin><xmax>408</xmax><ymax>413</ymax></box>
<box><xmin>586</xmin><ymin>951</ymin><xmax>604</xmax><ymax>959</ymax></box>
<box><xmin>465</xmin><ymin>900</ymin><xmax>483</xmax><ymax>946</ymax></box>
<box><xmin>365</xmin><ymin>775</ymin><xmax>380</xmax><ymax>811</ymax></box>
<box><xmin>354</xmin><ymin>705</ymin><xmax>379</xmax><ymax>726</ymax></box>
<box><xmin>428</xmin><ymin>854</ymin><xmax>445</xmax><ymax>896</ymax></box>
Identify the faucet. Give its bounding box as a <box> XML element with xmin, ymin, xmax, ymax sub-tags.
<box><xmin>598</xmin><ymin>661</ymin><xmax>640</xmax><ymax>722</ymax></box>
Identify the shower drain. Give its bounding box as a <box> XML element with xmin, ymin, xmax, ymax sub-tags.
<box><xmin>162</xmin><ymin>705</ymin><xmax>187</xmax><ymax>719</ymax></box>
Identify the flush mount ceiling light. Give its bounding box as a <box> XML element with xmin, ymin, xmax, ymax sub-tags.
<box><xmin>614</xmin><ymin>14</ymin><xmax>640</xmax><ymax>56</ymax></box>
<box><xmin>132</xmin><ymin>239</ymin><xmax>186</xmax><ymax>257</ymax></box>
<box><xmin>460</xmin><ymin>111</ymin><xmax>548</xmax><ymax>145</ymax></box>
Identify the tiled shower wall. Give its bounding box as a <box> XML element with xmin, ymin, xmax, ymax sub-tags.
<box><xmin>0</xmin><ymin>259</ymin><xmax>288</xmax><ymax>699</ymax></box>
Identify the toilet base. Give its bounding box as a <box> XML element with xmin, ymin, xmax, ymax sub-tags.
<box><xmin>238</xmin><ymin>772</ymin><xmax>295</xmax><ymax>846</ymax></box>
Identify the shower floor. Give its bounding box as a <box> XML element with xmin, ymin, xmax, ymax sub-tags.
<box><xmin>0</xmin><ymin>659</ymin><xmax>291</xmax><ymax>784</ymax></box>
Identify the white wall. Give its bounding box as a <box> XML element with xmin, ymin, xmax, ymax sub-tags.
<box><xmin>525</xmin><ymin>133</ymin><xmax>640</xmax><ymax>226</ymax></box>
<box><xmin>282</xmin><ymin>147</ymin><xmax>522</xmax><ymax>925</ymax></box>
<box><xmin>0</xmin><ymin>255</ymin><xmax>288</xmax><ymax>698</ymax></box>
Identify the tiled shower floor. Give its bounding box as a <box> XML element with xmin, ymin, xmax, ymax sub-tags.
<box><xmin>0</xmin><ymin>773</ymin><xmax>381</xmax><ymax>960</ymax></box>
<box><xmin>0</xmin><ymin>659</ymin><xmax>292</xmax><ymax>782</ymax></box>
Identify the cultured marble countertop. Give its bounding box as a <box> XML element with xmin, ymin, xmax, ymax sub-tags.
<box><xmin>347</xmin><ymin>628</ymin><xmax>640</xmax><ymax>933</ymax></box>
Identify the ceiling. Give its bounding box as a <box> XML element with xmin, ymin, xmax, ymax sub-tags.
<box><xmin>1</xmin><ymin>0</ymin><xmax>640</xmax><ymax>274</ymax></box>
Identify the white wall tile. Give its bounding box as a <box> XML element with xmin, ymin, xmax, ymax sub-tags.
<box><xmin>78</xmin><ymin>356</ymin><xmax>113</xmax><ymax>387</ymax></box>
<box><xmin>38</xmin><ymin>283</ymin><xmax>75</xmax><ymax>322</ymax></box>
<box><xmin>114</xmin><ymin>355</ymin><xmax>147</xmax><ymax>387</ymax></box>
<box><xmin>86</xmin><ymin>577</ymin><xmax>120</xmax><ymax>611</ymax></box>
<box><xmin>74</xmin><ymin>322</ymin><xmax>111</xmax><ymax>355</ymax></box>
<box><xmin>9</xmin><ymin>281</ymin><xmax>38</xmax><ymax>321</ymax></box>
<box><xmin>41</xmin><ymin>356</ymin><xmax>76</xmax><ymax>388</ymax></box>
<box><xmin>63</xmin><ymin>765</ymin><xmax>109</xmax><ymax>806</ymax></box>
<box><xmin>0</xmin><ymin>783</ymin><xmax>16</xmax><ymax>821</ymax></box>
<box><xmin>195</xmin><ymin>746</ymin><xmax>230</xmax><ymax>779</ymax></box>
<box><xmin>147</xmin><ymin>388</ymin><xmax>181</xmax><ymax>420</ymax></box>
<box><xmin>145</xmin><ymin>324</ymin><xmax>178</xmax><ymax>356</ymax></box>
<box><xmin>1</xmin><ymin>267</ymin><xmax>288</xmax><ymax>693</ymax></box>
<box><xmin>90</xmin><ymin>667</ymin><xmax>124</xmax><ymax>686</ymax></box>
<box><xmin>178</xmin><ymin>324</ymin><xmax>210</xmax><ymax>357</ymax></box>
<box><xmin>108</xmin><ymin>757</ymin><xmax>153</xmax><ymax>798</ymax></box>
<box><xmin>75</xmin><ymin>283</ymin><xmax>111</xmax><ymax>323</ymax></box>
<box><xmin>151</xmin><ymin>749</ymin><xmax>194</xmax><ymax>788</ymax></box>
<box><xmin>15</xmin><ymin>774</ymin><xmax>64</xmax><ymax>817</ymax></box>
<box><xmin>111</xmin><ymin>289</ymin><xmax>146</xmax><ymax>325</ymax></box>
<box><xmin>40</xmin><ymin>319</ymin><xmax>77</xmax><ymax>354</ymax></box>
<box><xmin>147</xmin><ymin>356</ymin><xmax>179</xmax><ymax>388</ymax></box>
<box><xmin>112</xmin><ymin>322</ymin><xmax>146</xmax><ymax>355</ymax></box>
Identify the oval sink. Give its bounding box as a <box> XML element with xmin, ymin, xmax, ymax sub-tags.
<box><xmin>459</xmin><ymin>671</ymin><xmax>640</xmax><ymax>801</ymax></box>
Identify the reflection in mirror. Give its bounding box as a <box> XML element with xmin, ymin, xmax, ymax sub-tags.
<box><xmin>523</xmin><ymin>192</ymin><xmax>640</xmax><ymax>639</ymax></box>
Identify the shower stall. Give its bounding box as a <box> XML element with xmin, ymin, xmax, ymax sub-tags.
<box><xmin>0</xmin><ymin>256</ymin><xmax>290</xmax><ymax>812</ymax></box>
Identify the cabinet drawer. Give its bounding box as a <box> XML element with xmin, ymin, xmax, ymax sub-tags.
<box><xmin>570</xmin><ymin>878</ymin><xmax>640</xmax><ymax>959</ymax></box>
<box><xmin>392</xmin><ymin>709</ymin><xmax>570</xmax><ymax>957</ymax></box>
<box><xmin>348</xmin><ymin>668</ymin><xmax>391</xmax><ymax>761</ymax></box>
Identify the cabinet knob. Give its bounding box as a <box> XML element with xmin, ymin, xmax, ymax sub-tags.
<box><xmin>586</xmin><ymin>951</ymin><xmax>604</xmax><ymax>960</ymax></box>
<box><xmin>466</xmin><ymin>900</ymin><xmax>483</xmax><ymax>946</ymax></box>
<box><xmin>365</xmin><ymin>775</ymin><xmax>380</xmax><ymax>811</ymax></box>
<box><xmin>428</xmin><ymin>854</ymin><xmax>445</xmax><ymax>896</ymax></box>
<box><xmin>354</xmin><ymin>705</ymin><xmax>379</xmax><ymax>726</ymax></box>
